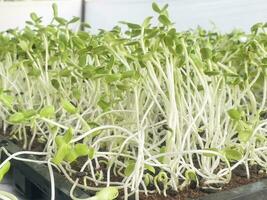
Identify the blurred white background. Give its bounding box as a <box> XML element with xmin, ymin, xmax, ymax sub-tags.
<box><xmin>0</xmin><ymin>0</ymin><xmax>267</xmax><ymax>32</ymax></box>
<box><xmin>0</xmin><ymin>0</ymin><xmax>81</xmax><ymax>31</ymax></box>
<box><xmin>85</xmin><ymin>0</ymin><xmax>267</xmax><ymax>32</ymax></box>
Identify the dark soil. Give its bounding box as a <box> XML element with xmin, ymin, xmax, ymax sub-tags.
<box><xmin>139</xmin><ymin>165</ymin><xmax>267</xmax><ymax>200</ymax></box>
<box><xmin>2</xmin><ymin>126</ymin><xmax>46</xmax><ymax>152</ymax></box>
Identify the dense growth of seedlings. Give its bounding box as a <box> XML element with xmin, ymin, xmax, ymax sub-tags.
<box><xmin>0</xmin><ymin>3</ymin><xmax>267</xmax><ymax>200</ymax></box>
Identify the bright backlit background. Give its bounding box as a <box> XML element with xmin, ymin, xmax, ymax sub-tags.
<box><xmin>0</xmin><ymin>0</ymin><xmax>267</xmax><ymax>32</ymax></box>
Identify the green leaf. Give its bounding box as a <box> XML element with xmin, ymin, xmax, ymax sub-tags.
<box><xmin>72</xmin><ymin>88</ymin><xmax>81</xmax><ymax>100</ymax></box>
<box><xmin>39</xmin><ymin>105</ymin><xmax>55</xmax><ymax>118</ymax></box>
<box><xmin>157</xmin><ymin>171</ymin><xmax>168</xmax><ymax>183</ymax></box>
<box><xmin>55</xmin><ymin>17</ymin><xmax>67</xmax><ymax>25</ymax></box>
<box><xmin>200</xmin><ymin>48</ymin><xmax>212</xmax><ymax>60</ymax></box>
<box><xmin>251</xmin><ymin>22</ymin><xmax>263</xmax><ymax>33</ymax></box>
<box><xmin>204</xmin><ymin>70</ymin><xmax>220</xmax><ymax>76</ymax></box>
<box><xmin>191</xmin><ymin>55</ymin><xmax>204</xmax><ymax>68</ymax></box>
<box><xmin>88</xmin><ymin>147</ymin><xmax>95</xmax><ymax>159</ymax></box>
<box><xmin>61</xmin><ymin>100</ymin><xmax>77</xmax><ymax>114</ymax></box>
<box><xmin>237</xmin><ymin>121</ymin><xmax>253</xmax><ymax>143</ymax></box>
<box><xmin>224</xmin><ymin>148</ymin><xmax>242</xmax><ymax>161</ymax></box>
<box><xmin>121</xmin><ymin>70</ymin><xmax>140</xmax><ymax>79</ymax></box>
<box><xmin>141</xmin><ymin>52</ymin><xmax>153</xmax><ymax>62</ymax></box>
<box><xmin>80</xmin><ymin>22</ymin><xmax>91</xmax><ymax>29</ymax></box>
<box><xmin>18</xmin><ymin>40</ymin><xmax>29</xmax><ymax>51</ymax></box>
<box><xmin>261</xmin><ymin>57</ymin><xmax>267</xmax><ymax>65</ymax></box>
<box><xmin>161</xmin><ymin>4</ymin><xmax>169</xmax><ymax>13</ymax></box>
<box><xmin>124</xmin><ymin>160</ymin><xmax>135</xmax><ymax>176</ymax></box>
<box><xmin>64</xmin><ymin>150</ymin><xmax>77</xmax><ymax>163</ymax></box>
<box><xmin>51</xmin><ymin>79</ymin><xmax>60</xmax><ymax>89</ymax></box>
<box><xmin>119</xmin><ymin>21</ymin><xmax>141</xmax><ymax>30</ymax></box>
<box><xmin>94</xmin><ymin>187</ymin><xmax>118</xmax><ymax>200</ymax></box>
<box><xmin>144</xmin><ymin>164</ymin><xmax>155</xmax><ymax>174</ymax></box>
<box><xmin>52</xmin><ymin>3</ymin><xmax>58</xmax><ymax>17</ymax></box>
<box><xmin>63</xmin><ymin>128</ymin><xmax>73</xmax><ymax>143</ymax></box>
<box><xmin>197</xmin><ymin>85</ymin><xmax>204</xmax><ymax>91</ymax></box>
<box><xmin>0</xmin><ymin>161</ymin><xmax>11</xmax><ymax>182</ymax></box>
<box><xmin>105</xmin><ymin>74</ymin><xmax>121</xmax><ymax>83</ymax></box>
<box><xmin>22</xmin><ymin>109</ymin><xmax>37</xmax><ymax>119</ymax></box>
<box><xmin>185</xmin><ymin>170</ymin><xmax>197</xmax><ymax>181</ymax></box>
<box><xmin>255</xmin><ymin>134</ymin><xmax>266</xmax><ymax>143</ymax></box>
<box><xmin>74</xmin><ymin>144</ymin><xmax>89</xmax><ymax>156</ymax></box>
<box><xmin>30</xmin><ymin>12</ymin><xmax>38</xmax><ymax>22</ymax></box>
<box><xmin>52</xmin><ymin>144</ymin><xmax>71</xmax><ymax>165</ymax></box>
<box><xmin>28</xmin><ymin>68</ymin><xmax>41</xmax><ymax>77</ymax></box>
<box><xmin>159</xmin><ymin>146</ymin><xmax>166</xmax><ymax>163</ymax></box>
<box><xmin>26</xmin><ymin>21</ymin><xmax>34</xmax><ymax>25</ymax></box>
<box><xmin>77</xmin><ymin>31</ymin><xmax>90</xmax><ymax>40</ymax></box>
<box><xmin>176</xmin><ymin>43</ymin><xmax>183</xmax><ymax>54</ymax></box>
<box><xmin>152</xmin><ymin>2</ymin><xmax>161</xmax><ymax>13</ymax></box>
<box><xmin>68</xmin><ymin>17</ymin><xmax>80</xmax><ymax>24</ymax></box>
<box><xmin>79</xmin><ymin>54</ymin><xmax>87</xmax><ymax>66</ymax></box>
<box><xmin>72</xmin><ymin>36</ymin><xmax>85</xmax><ymax>49</ymax></box>
<box><xmin>8</xmin><ymin>112</ymin><xmax>25</xmax><ymax>123</ymax></box>
<box><xmin>55</xmin><ymin>136</ymin><xmax>65</xmax><ymax>148</ymax></box>
<box><xmin>227</xmin><ymin>108</ymin><xmax>242</xmax><ymax>120</ymax></box>
<box><xmin>164</xmin><ymin>35</ymin><xmax>174</xmax><ymax>47</ymax></box>
<box><xmin>0</xmin><ymin>94</ymin><xmax>13</xmax><ymax>109</ymax></box>
<box><xmin>97</xmin><ymin>98</ymin><xmax>110</xmax><ymax>112</ymax></box>
<box><xmin>142</xmin><ymin>16</ymin><xmax>153</xmax><ymax>28</ymax></box>
<box><xmin>238</xmin><ymin>129</ymin><xmax>253</xmax><ymax>143</ymax></box>
<box><xmin>158</xmin><ymin>15</ymin><xmax>171</xmax><ymax>26</ymax></box>
<box><xmin>58</xmin><ymin>69</ymin><xmax>71</xmax><ymax>77</ymax></box>
<box><xmin>144</xmin><ymin>173</ymin><xmax>152</xmax><ymax>186</ymax></box>
<box><xmin>92</xmin><ymin>46</ymin><xmax>106</xmax><ymax>54</ymax></box>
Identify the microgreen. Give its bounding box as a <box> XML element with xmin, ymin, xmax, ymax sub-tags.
<box><xmin>89</xmin><ymin>187</ymin><xmax>118</xmax><ymax>200</ymax></box>
<box><xmin>0</xmin><ymin>2</ymin><xmax>267</xmax><ymax>200</ymax></box>
<box><xmin>0</xmin><ymin>161</ymin><xmax>10</xmax><ymax>182</ymax></box>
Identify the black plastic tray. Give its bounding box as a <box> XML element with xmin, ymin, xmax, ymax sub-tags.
<box><xmin>0</xmin><ymin>137</ymin><xmax>90</xmax><ymax>200</ymax></box>
<box><xmin>191</xmin><ymin>178</ymin><xmax>267</xmax><ymax>200</ymax></box>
